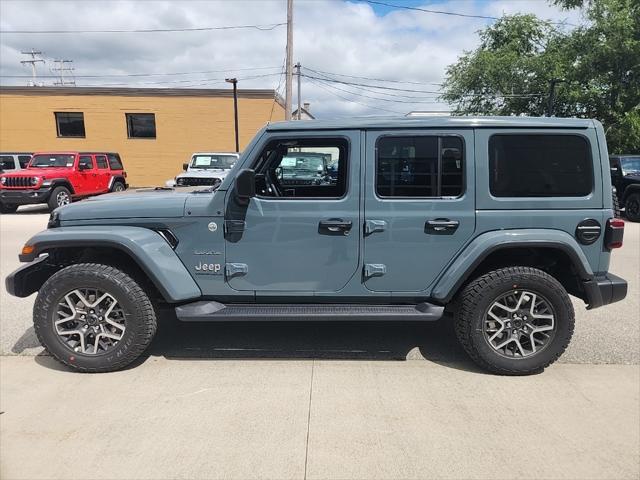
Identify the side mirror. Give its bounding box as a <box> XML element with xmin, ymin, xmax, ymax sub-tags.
<box><xmin>183</xmin><ymin>163</ymin><xmax>189</xmax><ymax>171</ymax></box>
<box><xmin>235</xmin><ymin>168</ymin><xmax>256</xmax><ymax>200</ymax></box>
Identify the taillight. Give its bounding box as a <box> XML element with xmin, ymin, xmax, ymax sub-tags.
<box><xmin>605</xmin><ymin>218</ymin><xmax>624</xmax><ymax>249</ymax></box>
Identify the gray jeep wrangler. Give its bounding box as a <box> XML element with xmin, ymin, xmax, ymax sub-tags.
<box><xmin>6</xmin><ymin>116</ymin><xmax>628</xmax><ymax>375</ymax></box>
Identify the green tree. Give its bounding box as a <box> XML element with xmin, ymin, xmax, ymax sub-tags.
<box><xmin>441</xmin><ymin>0</ymin><xmax>640</xmax><ymax>152</ymax></box>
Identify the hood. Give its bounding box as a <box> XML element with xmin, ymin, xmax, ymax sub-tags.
<box><xmin>57</xmin><ymin>187</ymin><xmax>209</xmax><ymax>221</ymax></box>
<box><xmin>176</xmin><ymin>169</ymin><xmax>232</xmax><ymax>179</ymax></box>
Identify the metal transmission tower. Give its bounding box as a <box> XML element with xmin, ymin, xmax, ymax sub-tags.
<box><xmin>20</xmin><ymin>49</ymin><xmax>45</xmax><ymax>86</ymax></box>
<box><xmin>284</xmin><ymin>0</ymin><xmax>293</xmax><ymax>120</ymax></box>
<box><xmin>52</xmin><ymin>59</ymin><xmax>76</xmax><ymax>86</ymax></box>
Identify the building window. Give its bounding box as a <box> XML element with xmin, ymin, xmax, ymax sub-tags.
<box><xmin>489</xmin><ymin>134</ymin><xmax>593</xmax><ymax>197</ymax></box>
<box><xmin>126</xmin><ymin>113</ymin><xmax>156</xmax><ymax>139</ymax></box>
<box><xmin>376</xmin><ymin>136</ymin><xmax>464</xmax><ymax>198</ymax></box>
<box><xmin>55</xmin><ymin>112</ymin><xmax>85</xmax><ymax>138</ymax></box>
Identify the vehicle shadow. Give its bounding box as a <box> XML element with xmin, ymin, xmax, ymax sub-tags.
<box><xmin>25</xmin><ymin>311</ymin><xmax>484</xmax><ymax>374</ymax></box>
<box><xmin>146</xmin><ymin>309</ymin><xmax>484</xmax><ymax>373</ymax></box>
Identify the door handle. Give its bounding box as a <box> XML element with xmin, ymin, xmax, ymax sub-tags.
<box><xmin>319</xmin><ymin>219</ymin><xmax>352</xmax><ymax>235</ymax></box>
<box><xmin>425</xmin><ymin>218</ymin><xmax>459</xmax><ymax>235</ymax></box>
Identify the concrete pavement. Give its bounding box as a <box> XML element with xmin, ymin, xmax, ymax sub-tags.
<box><xmin>1</xmin><ymin>356</ymin><xmax>638</xmax><ymax>479</ymax></box>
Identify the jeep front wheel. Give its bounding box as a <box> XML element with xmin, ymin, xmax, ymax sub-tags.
<box><xmin>33</xmin><ymin>263</ymin><xmax>157</xmax><ymax>372</ymax></box>
<box><xmin>454</xmin><ymin>267</ymin><xmax>574</xmax><ymax>375</ymax></box>
<box><xmin>48</xmin><ymin>186</ymin><xmax>72</xmax><ymax>210</ymax></box>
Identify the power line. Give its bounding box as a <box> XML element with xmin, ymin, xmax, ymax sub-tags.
<box><xmin>1</xmin><ymin>23</ymin><xmax>286</xmax><ymax>34</ymax></box>
<box><xmin>309</xmin><ymin>76</ymin><xmax>442</xmax><ymax>104</ymax></box>
<box><xmin>302</xmin><ymin>74</ymin><xmax>443</xmax><ymax>94</ymax></box>
<box><xmin>363</xmin><ymin>0</ymin><xmax>576</xmax><ymax>26</ymax></box>
<box><xmin>306</xmin><ymin>77</ymin><xmax>405</xmax><ymax>115</ymax></box>
<box><xmin>304</xmin><ymin>66</ymin><xmax>443</xmax><ymax>86</ymax></box>
<box><xmin>0</xmin><ymin>66</ymin><xmax>282</xmax><ymax>79</ymax></box>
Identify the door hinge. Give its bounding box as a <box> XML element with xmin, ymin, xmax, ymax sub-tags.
<box><xmin>364</xmin><ymin>219</ymin><xmax>387</xmax><ymax>235</ymax></box>
<box><xmin>225</xmin><ymin>263</ymin><xmax>248</xmax><ymax>279</ymax></box>
<box><xmin>364</xmin><ymin>263</ymin><xmax>386</xmax><ymax>278</ymax></box>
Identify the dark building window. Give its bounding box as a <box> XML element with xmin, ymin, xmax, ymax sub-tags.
<box><xmin>55</xmin><ymin>112</ymin><xmax>85</xmax><ymax>138</ymax></box>
<box><xmin>489</xmin><ymin>134</ymin><xmax>593</xmax><ymax>197</ymax></box>
<box><xmin>376</xmin><ymin>136</ymin><xmax>464</xmax><ymax>197</ymax></box>
<box><xmin>126</xmin><ymin>113</ymin><xmax>156</xmax><ymax>138</ymax></box>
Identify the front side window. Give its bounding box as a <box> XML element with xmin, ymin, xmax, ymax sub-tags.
<box><xmin>30</xmin><ymin>154</ymin><xmax>75</xmax><ymax>168</ymax></box>
<box><xmin>18</xmin><ymin>155</ymin><xmax>31</xmax><ymax>168</ymax></box>
<box><xmin>489</xmin><ymin>134</ymin><xmax>593</xmax><ymax>197</ymax></box>
<box><xmin>253</xmin><ymin>138</ymin><xmax>347</xmax><ymax>198</ymax></box>
<box><xmin>376</xmin><ymin>136</ymin><xmax>464</xmax><ymax>197</ymax></box>
<box><xmin>55</xmin><ymin>112</ymin><xmax>85</xmax><ymax>138</ymax></box>
<box><xmin>191</xmin><ymin>155</ymin><xmax>237</xmax><ymax>170</ymax></box>
<box><xmin>78</xmin><ymin>155</ymin><xmax>94</xmax><ymax>170</ymax></box>
<box><xmin>126</xmin><ymin>113</ymin><xmax>156</xmax><ymax>138</ymax></box>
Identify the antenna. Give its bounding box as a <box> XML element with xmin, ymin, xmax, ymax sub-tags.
<box><xmin>20</xmin><ymin>49</ymin><xmax>45</xmax><ymax>86</ymax></box>
<box><xmin>52</xmin><ymin>59</ymin><xmax>76</xmax><ymax>86</ymax></box>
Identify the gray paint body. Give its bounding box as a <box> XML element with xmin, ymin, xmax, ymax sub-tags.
<box><xmin>16</xmin><ymin>116</ymin><xmax>616</xmax><ymax>306</ymax></box>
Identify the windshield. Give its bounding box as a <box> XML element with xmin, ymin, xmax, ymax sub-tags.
<box><xmin>190</xmin><ymin>155</ymin><xmax>236</xmax><ymax>170</ymax></box>
<box><xmin>30</xmin><ymin>154</ymin><xmax>75</xmax><ymax>168</ymax></box>
<box><xmin>620</xmin><ymin>157</ymin><xmax>640</xmax><ymax>174</ymax></box>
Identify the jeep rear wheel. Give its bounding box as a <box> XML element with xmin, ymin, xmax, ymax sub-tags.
<box><xmin>625</xmin><ymin>192</ymin><xmax>640</xmax><ymax>222</ymax></box>
<box><xmin>48</xmin><ymin>186</ymin><xmax>71</xmax><ymax>210</ymax></box>
<box><xmin>33</xmin><ymin>263</ymin><xmax>157</xmax><ymax>372</ymax></box>
<box><xmin>454</xmin><ymin>267</ymin><xmax>574</xmax><ymax>375</ymax></box>
<box><xmin>111</xmin><ymin>180</ymin><xmax>126</xmax><ymax>192</ymax></box>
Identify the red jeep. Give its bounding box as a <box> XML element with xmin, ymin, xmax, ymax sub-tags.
<box><xmin>0</xmin><ymin>152</ymin><xmax>127</xmax><ymax>213</ymax></box>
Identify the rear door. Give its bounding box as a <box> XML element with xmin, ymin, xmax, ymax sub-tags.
<box><xmin>363</xmin><ymin>129</ymin><xmax>475</xmax><ymax>292</ymax></box>
<box><xmin>94</xmin><ymin>155</ymin><xmax>111</xmax><ymax>192</ymax></box>
<box><xmin>76</xmin><ymin>155</ymin><xmax>95</xmax><ymax>194</ymax></box>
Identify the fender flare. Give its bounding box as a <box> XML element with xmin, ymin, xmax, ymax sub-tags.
<box><xmin>47</xmin><ymin>178</ymin><xmax>75</xmax><ymax>194</ymax></box>
<box><xmin>430</xmin><ymin>229</ymin><xmax>594</xmax><ymax>303</ymax></box>
<box><xmin>622</xmin><ymin>183</ymin><xmax>640</xmax><ymax>203</ymax></box>
<box><xmin>13</xmin><ymin>226</ymin><xmax>201</xmax><ymax>302</ymax></box>
<box><xmin>108</xmin><ymin>175</ymin><xmax>127</xmax><ymax>191</ymax></box>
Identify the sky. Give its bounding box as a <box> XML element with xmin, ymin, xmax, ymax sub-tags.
<box><xmin>0</xmin><ymin>0</ymin><xmax>584</xmax><ymax>118</ymax></box>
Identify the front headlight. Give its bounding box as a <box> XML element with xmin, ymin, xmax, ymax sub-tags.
<box><xmin>30</xmin><ymin>176</ymin><xmax>40</xmax><ymax>186</ymax></box>
<box><xmin>0</xmin><ymin>176</ymin><xmax>6</xmax><ymax>185</ymax></box>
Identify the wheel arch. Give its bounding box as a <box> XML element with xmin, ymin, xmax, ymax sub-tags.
<box><xmin>48</xmin><ymin>179</ymin><xmax>75</xmax><ymax>195</ymax></box>
<box><xmin>10</xmin><ymin>226</ymin><xmax>201</xmax><ymax>303</ymax></box>
<box><xmin>431</xmin><ymin>230</ymin><xmax>594</xmax><ymax>305</ymax></box>
<box><xmin>621</xmin><ymin>183</ymin><xmax>640</xmax><ymax>203</ymax></box>
<box><xmin>108</xmin><ymin>176</ymin><xmax>127</xmax><ymax>191</ymax></box>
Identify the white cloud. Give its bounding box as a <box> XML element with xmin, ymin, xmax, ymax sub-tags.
<box><xmin>0</xmin><ymin>0</ymin><xmax>583</xmax><ymax>118</ymax></box>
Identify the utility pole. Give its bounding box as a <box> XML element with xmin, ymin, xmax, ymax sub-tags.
<box><xmin>52</xmin><ymin>59</ymin><xmax>76</xmax><ymax>86</ymax></box>
<box><xmin>20</xmin><ymin>49</ymin><xmax>44</xmax><ymax>86</ymax></box>
<box><xmin>294</xmin><ymin>62</ymin><xmax>301</xmax><ymax>120</ymax></box>
<box><xmin>284</xmin><ymin>0</ymin><xmax>293</xmax><ymax>120</ymax></box>
<box><xmin>547</xmin><ymin>78</ymin><xmax>566</xmax><ymax>117</ymax></box>
<box><xmin>225</xmin><ymin>78</ymin><xmax>240</xmax><ymax>153</ymax></box>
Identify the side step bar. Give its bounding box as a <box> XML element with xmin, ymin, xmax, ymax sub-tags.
<box><xmin>175</xmin><ymin>301</ymin><xmax>444</xmax><ymax>322</ymax></box>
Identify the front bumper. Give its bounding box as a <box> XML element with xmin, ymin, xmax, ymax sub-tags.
<box><xmin>5</xmin><ymin>254</ymin><xmax>56</xmax><ymax>297</ymax></box>
<box><xmin>583</xmin><ymin>273</ymin><xmax>628</xmax><ymax>309</ymax></box>
<box><xmin>0</xmin><ymin>187</ymin><xmax>52</xmax><ymax>206</ymax></box>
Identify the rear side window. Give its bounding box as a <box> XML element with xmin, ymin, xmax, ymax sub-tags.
<box><xmin>0</xmin><ymin>155</ymin><xmax>15</xmax><ymax>170</ymax></box>
<box><xmin>107</xmin><ymin>154</ymin><xmax>123</xmax><ymax>170</ymax></box>
<box><xmin>96</xmin><ymin>155</ymin><xmax>108</xmax><ymax>169</ymax></box>
<box><xmin>376</xmin><ymin>135</ymin><xmax>464</xmax><ymax>197</ymax></box>
<box><xmin>489</xmin><ymin>135</ymin><xmax>593</xmax><ymax>197</ymax></box>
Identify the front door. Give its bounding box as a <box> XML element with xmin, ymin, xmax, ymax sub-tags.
<box><xmin>363</xmin><ymin>130</ymin><xmax>476</xmax><ymax>292</ymax></box>
<box><xmin>225</xmin><ymin>131</ymin><xmax>360</xmax><ymax>293</ymax></box>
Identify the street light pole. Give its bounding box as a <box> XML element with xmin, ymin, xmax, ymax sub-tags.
<box><xmin>547</xmin><ymin>78</ymin><xmax>566</xmax><ymax>117</ymax></box>
<box><xmin>226</xmin><ymin>78</ymin><xmax>239</xmax><ymax>153</ymax></box>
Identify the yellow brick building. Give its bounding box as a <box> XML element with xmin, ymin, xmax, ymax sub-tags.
<box><xmin>0</xmin><ymin>86</ymin><xmax>285</xmax><ymax>186</ymax></box>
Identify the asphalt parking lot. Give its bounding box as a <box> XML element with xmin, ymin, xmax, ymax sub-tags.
<box><xmin>1</xmin><ymin>206</ymin><xmax>639</xmax><ymax>480</ymax></box>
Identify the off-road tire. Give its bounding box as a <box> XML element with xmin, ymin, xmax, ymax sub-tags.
<box><xmin>625</xmin><ymin>192</ymin><xmax>640</xmax><ymax>222</ymax></box>
<box><xmin>33</xmin><ymin>263</ymin><xmax>157</xmax><ymax>373</ymax></box>
<box><xmin>0</xmin><ymin>203</ymin><xmax>18</xmax><ymax>214</ymax></box>
<box><xmin>48</xmin><ymin>186</ymin><xmax>72</xmax><ymax>210</ymax></box>
<box><xmin>454</xmin><ymin>267</ymin><xmax>574</xmax><ymax>375</ymax></box>
<box><xmin>111</xmin><ymin>180</ymin><xmax>126</xmax><ymax>192</ymax></box>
